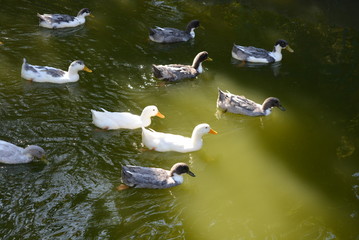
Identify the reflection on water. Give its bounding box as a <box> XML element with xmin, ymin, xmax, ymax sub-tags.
<box><xmin>1</xmin><ymin>0</ymin><xmax>359</xmax><ymax>239</ymax></box>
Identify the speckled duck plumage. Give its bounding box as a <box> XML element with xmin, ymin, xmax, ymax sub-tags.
<box><xmin>232</xmin><ymin>39</ymin><xmax>294</xmax><ymax>63</ymax></box>
<box><xmin>152</xmin><ymin>51</ymin><xmax>212</xmax><ymax>81</ymax></box>
<box><xmin>149</xmin><ymin>20</ymin><xmax>200</xmax><ymax>43</ymax></box>
<box><xmin>217</xmin><ymin>89</ymin><xmax>286</xmax><ymax>116</ymax></box>
<box><xmin>120</xmin><ymin>163</ymin><xmax>195</xmax><ymax>189</ymax></box>
<box><xmin>37</xmin><ymin>8</ymin><xmax>93</xmax><ymax>29</ymax></box>
<box><xmin>21</xmin><ymin>58</ymin><xmax>92</xmax><ymax>83</ymax></box>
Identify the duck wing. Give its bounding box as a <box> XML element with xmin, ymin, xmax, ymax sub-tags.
<box><xmin>38</xmin><ymin>14</ymin><xmax>75</xmax><ymax>24</ymax></box>
<box><xmin>150</xmin><ymin>27</ymin><xmax>190</xmax><ymax>43</ymax></box>
<box><xmin>122</xmin><ymin>165</ymin><xmax>171</xmax><ymax>188</ymax></box>
<box><xmin>0</xmin><ymin>140</ymin><xmax>22</xmax><ymax>164</ymax></box>
<box><xmin>233</xmin><ymin>45</ymin><xmax>275</xmax><ymax>63</ymax></box>
<box><xmin>234</xmin><ymin>45</ymin><xmax>268</xmax><ymax>57</ymax></box>
<box><xmin>218</xmin><ymin>90</ymin><xmax>259</xmax><ymax>113</ymax></box>
<box><xmin>153</xmin><ymin>64</ymin><xmax>197</xmax><ymax>81</ymax></box>
<box><xmin>230</xmin><ymin>94</ymin><xmax>259</xmax><ymax>112</ymax></box>
<box><xmin>161</xmin><ymin>28</ymin><xmax>188</xmax><ymax>39</ymax></box>
<box><xmin>142</xmin><ymin>128</ymin><xmax>191</xmax><ymax>152</ymax></box>
<box><xmin>37</xmin><ymin>66</ymin><xmax>66</xmax><ymax>77</ymax></box>
<box><xmin>92</xmin><ymin>110</ymin><xmax>142</xmax><ymax>129</ymax></box>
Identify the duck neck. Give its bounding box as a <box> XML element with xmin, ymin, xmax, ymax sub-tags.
<box><xmin>140</xmin><ymin>113</ymin><xmax>151</xmax><ymax>127</ymax></box>
<box><xmin>188</xmin><ymin>28</ymin><xmax>195</xmax><ymax>38</ymax></box>
<box><xmin>171</xmin><ymin>173</ymin><xmax>184</xmax><ymax>184</ymax></box>
<box><xmin>191</xmin><ymin>130</ymin><xmax>204</xmax><ymax>149</ymax></box>
<box><xmin>185</xmin><ymin>23</ymin><xmax>196</xmax><ymax>36</ymax></box>
<box><xmin>270</xmin><ymin>45</ymin><xmax>283</xmax><ymax>62</ymax></box>
<box><xmin>21</xmin><ymin>150</ymin><xmax>34</xmax><ymax>164</ymax></box>
<box><xmin>75</xmin><ymin>15</ymin><xmax>86</xmax><ymax>24</ymax></box>
<box><xmin>192</xmin><ymin>56</ymin><xmax>204</xmax><ymax>72</ymax></box>
<box><xmin>261</xmin><ymin>101</ymin><xmax>273</xmax><ymax>116</ymax></box>
<box><xmin>66</xmin><ymin>67</ymin><xmax>80</xmax><ymax>81</ymax></box>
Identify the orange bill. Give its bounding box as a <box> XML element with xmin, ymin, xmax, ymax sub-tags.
<box><xmin>156</xmin><ymin>112</ymin><xmax>165</xmax><ymax>118</ymax></box>
<box><xmin>209</xmin><ymin>128</ymin><xmax>218</xmax><ymax>134</ymax></box>
<box><xmin>116</xmin><ymin>184</ymin><xmax>130</xmax><ymax>191</ymax></box>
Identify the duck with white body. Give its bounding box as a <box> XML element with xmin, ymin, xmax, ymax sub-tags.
<box><xmin>21</xmin><ymin>59</ymin><xmax>92</xmax><ymax>83</ymax></box>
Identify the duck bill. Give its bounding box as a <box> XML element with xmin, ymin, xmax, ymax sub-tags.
<box><xmin>209</xmin><ymin>128</ymin><xmax>218</xmax><ymax>134</ymax></box>
<box><xmin>156</xmin><ymin>112</ymin><xmax>165</xmax><ymax>118</ymax></box>
<box><xmin>40</xmin><ymin>156</ymin><xmax>48</xmax><ymax>164</ymax></box>
<box><xmin>278</xmin><ymin>105</ymin><xmax>286</xmax><ymax>111</ymax></box>
<box><xmin>83</xmin><ymin>66</ymin><xmax>93</xmax><ymax>73</ymax></box>
<box><xmin>187</xmin><ymin>171</ymin><xmax>196</xmax><ymax>177</ymax></box>
<box><xmin>90</xmin><ymin>14</ymin><xmax>95</xmax><ymax>18</ymax></box>
<box><xmin>206</xmin><ymin>57</ymin><xmax>213</xmax><ymax>62</ymax></box>
<box><xmin>286</xmin><ymin>45</ymin><xmax>294</xmax><ymax>53</ymax></box>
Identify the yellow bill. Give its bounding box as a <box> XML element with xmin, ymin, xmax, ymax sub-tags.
<box><xmin>84</xmin><ymin>66</ymin><xmax>93</xmax><ymax>72</ymax></box>
<box><xmin>286</xmin><ymin>45</ymin><xmax>294</xmax><ymax>53</ymax></box>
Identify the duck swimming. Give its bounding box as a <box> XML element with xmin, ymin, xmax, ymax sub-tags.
<box><xmin>217</xmin><ymin>89</ymin><xmax>286</xmax><ymax>116</ymax></box>
<box><xmin>21</xmin><ymin>58</ymin><xmax>92</xmax><ymax>83</ymax></box>
<box><xmin>152</xmin><ymin>51</ymin><xmax>212</xmax><ymax>82</ymax></box>
<box><xmin>142</xmin><ymin>123</ymin><xmax>217</xmax><ymax>153</ymax></box>
<box><xmin>0</xmin><ymin>140</ymin><xmax>46</xmax><ymax>164</ymax></box>
<box><xmin>232</xmin><ymin>39</ymin><xmax>294</xmax><ymax>63</ymax></box>
<box><xmin>37</xmin><ymin>8</ymin><xmax>93</xmax><ymax>29</ymax></box>
<box><xmin>91</xmin><ymin>105</ymin><xmax>165</xmax><ymax>130</ymax></box>
<box><xmin>118</xmin><ymin>162</ymin><xmax>195</xmax><ymax>190</ymax></box>
<box><xmin>149</xmin><ymin>20</ymin><xmax>200</xmax><ymax>43</ymax></box>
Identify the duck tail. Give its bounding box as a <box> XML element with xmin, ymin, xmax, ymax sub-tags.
<box><xmin>149</xmin><ymin>28</ymin><xmax>156</xmax><ymax>36</ymax></box>
<box><xmin>218</xmin><ymin>88</ymin><xmax>226</xmax><ymax>102</ymax></box>
<box><xmin>37</xmin><ymin>13</ymin><xmax>45</xmax><ymax>21</ymax></box>
<box><xmin>23</xmin><ymin>58</ymin><xmax>27</xmax><ymax>64</ymax></box>
<box><xmin>152</xmin><ymin>65</ymin><xmax>163</xmax><ymax>79</ymax></box>
<box><xmin>90</xmin><ymin>109</ymin><xmax>97</xmax><ymax>120</ymax></box>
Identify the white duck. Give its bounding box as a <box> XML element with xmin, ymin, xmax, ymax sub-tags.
<box><xmin>0</xmin><ymin>140</ymin><xmax>46</xmax><ymax>164</ymax></box>
<box><xmin>91</xmin><ymin>105</ymin><xmax>165</xmax><ymax>130</ymax></box>
<box><xmin>142</xmin><ymin>123</ymin><xmax>217</xmax><ymax>153</ymax></box>
<box><xmin>21</xmin><ymin>58</ymin><xmax>92</xmax><ymax>83</ymax></box>
<box><xmin>37</xmin><ymin>8</ymin><xmax>93</xmax><ymax>29</ymax></box>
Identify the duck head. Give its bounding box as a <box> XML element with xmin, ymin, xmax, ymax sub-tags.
<box><xmin>262</xmin><ymin>97</ymin><xmax>286</xmax><ymax>113</ymax></box>
<box><xmin>77</xmin><ymin>8</ymin><xmax>94</xmax><ymax>18</ymax></box>
<box><xmin>186</xmin><ymin>20</ymin><xmax>200</xmax><ymax>35</ymax></box>
<box><xmin>274</xmin><ymin>39</ymin><xmax>294</xmax><ymax>53</ymax></box>
<box><xmin>170</xmin><ymin>163</ymin><xmax>196</xmax><ymax>177</ymax></box>
<box><xmin>192</xmin><ymin>51</ymin><xmax>212</xmax><ymax>72</ymax></box>
<box><xmin>24</xmin><ymin>145</ymin><xmax>46</xmax><ymax>162</ymax></box>
<box><xmin>141</xmin><ymin>105</ymin><xmax>165</xmax><ymax>119</ymax></box>
<box><xmin>192</xmin><ymin>123</ymin><xmax>217</xmax><ymax>139</ymax></box>
<box><xmin>68</xmin><ymin>60</ymin><xmax>92</xmax><ymax>73</ymax></box>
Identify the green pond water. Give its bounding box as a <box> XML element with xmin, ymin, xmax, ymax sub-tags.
<box><xmin>1</xmin><ymin>0</ymin><xmax>359</xmax><ymax>239</ymax></box>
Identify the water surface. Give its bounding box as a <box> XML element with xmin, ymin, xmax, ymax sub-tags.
<box><xmin>1</xmin><ymin>0</ymin><xmax>358</xmax><ymax>239</ymax></box>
